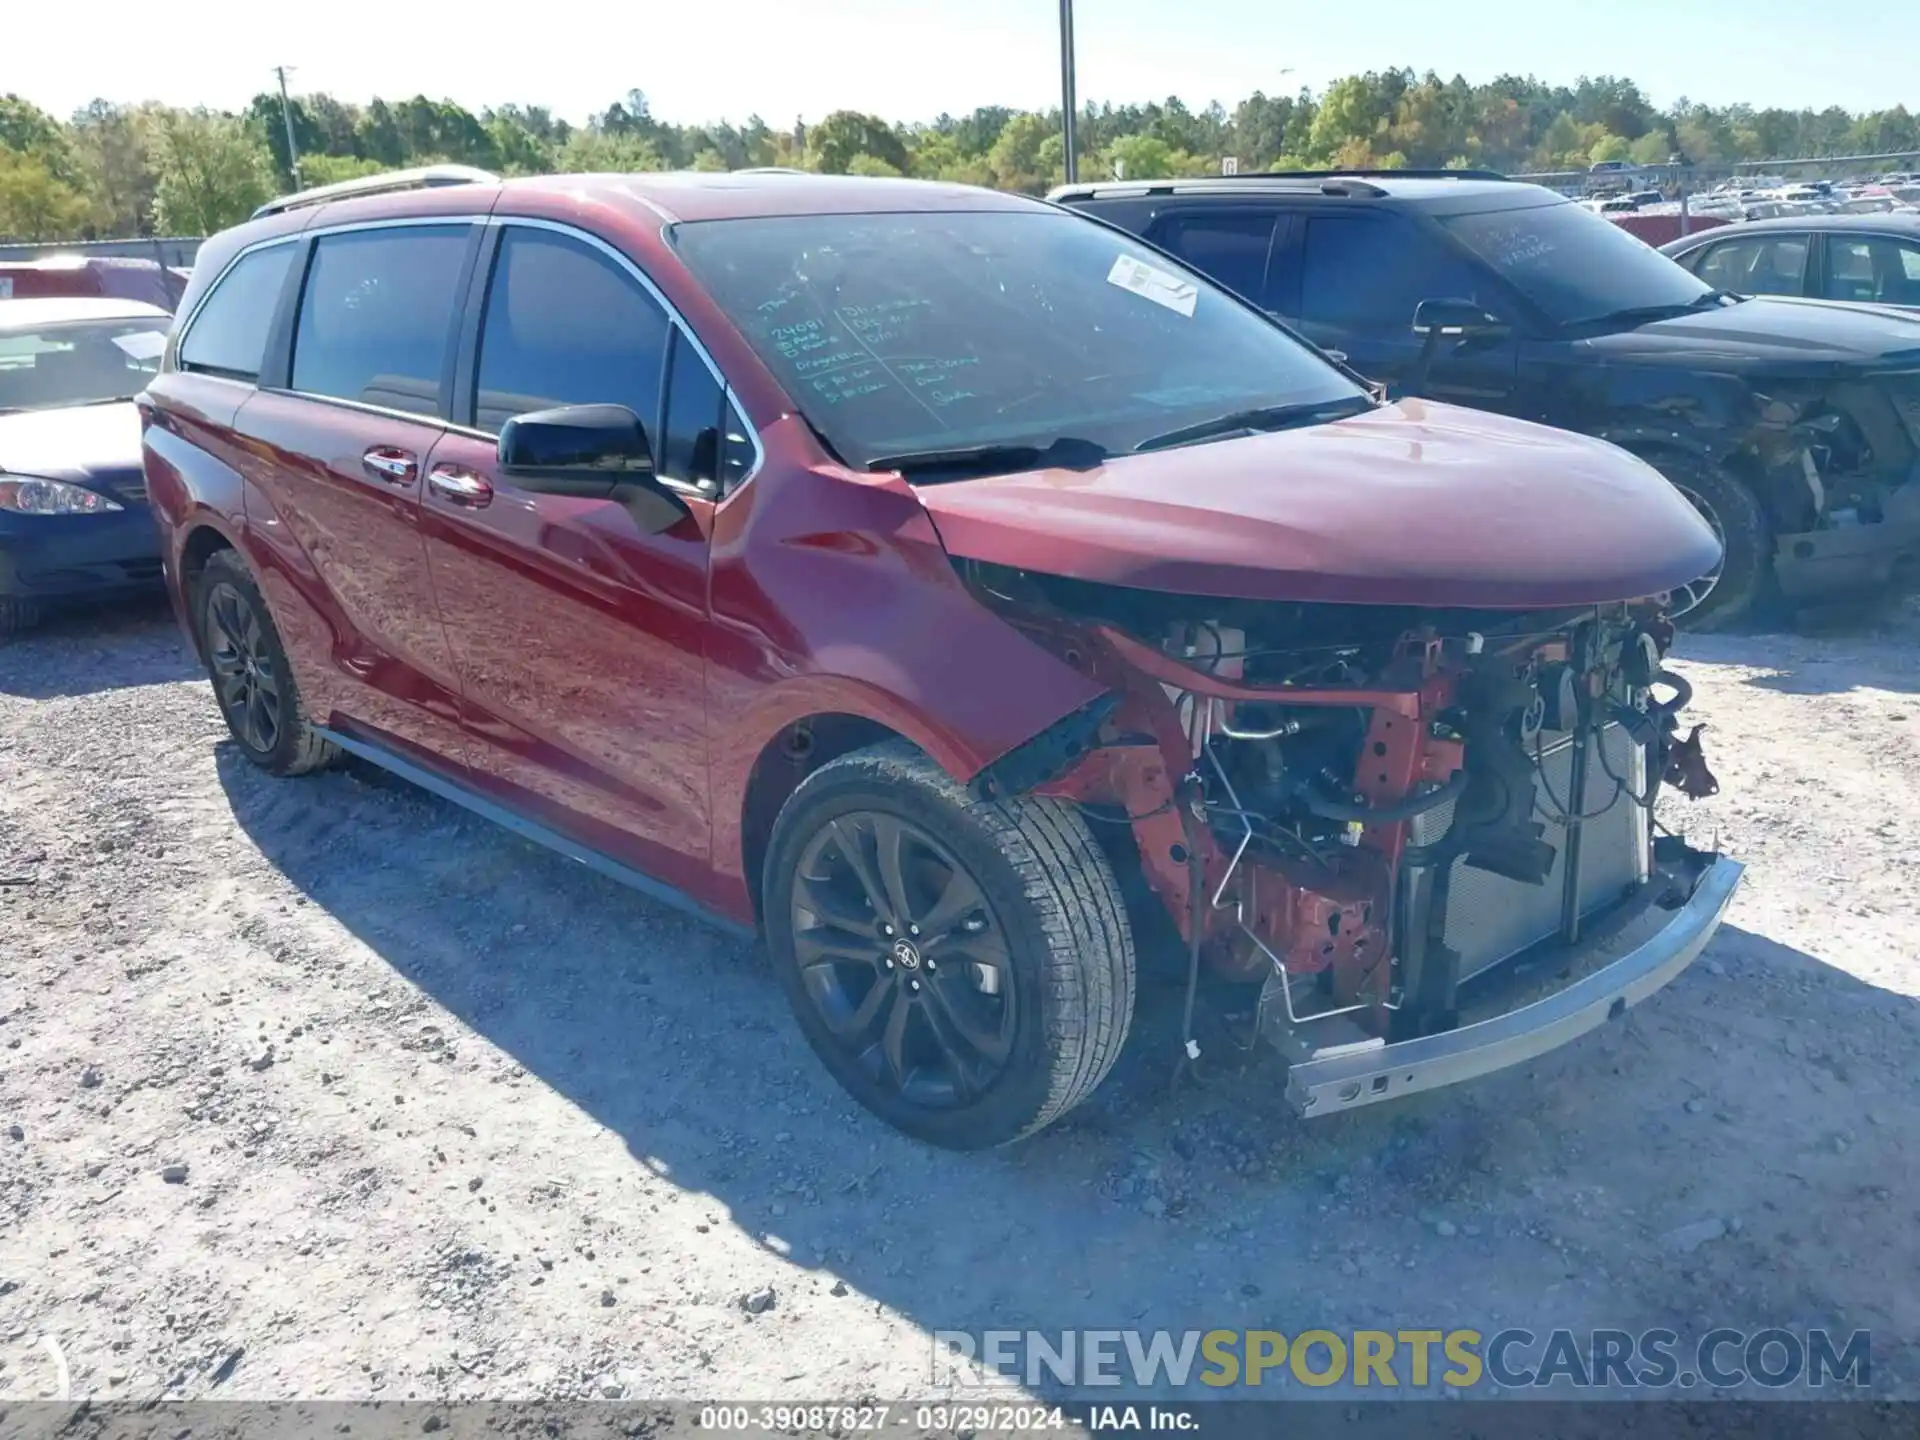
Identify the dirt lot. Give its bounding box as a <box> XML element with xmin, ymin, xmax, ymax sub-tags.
<box><xmin>2</xmin><ymin>596</ymin><xmax>1917</xmax><ymax>1405</ymax></box>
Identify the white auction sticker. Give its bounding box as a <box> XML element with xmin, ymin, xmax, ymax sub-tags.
<box><xmin>1106</xmin><ymin>254</ymin><xmax>1198</xmax><ymax>317</ymax></box>
<box><xmin>111</xmin><ymin>330</ymin><xmax>169</xmax><ymax>362</ymax></box>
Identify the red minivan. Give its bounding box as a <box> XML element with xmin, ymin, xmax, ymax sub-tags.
<box><xmin>0</xmin><ymin>255</ymin><xmax>189</xmax><ymax>312</ymax></box>
<box><xmin>140</xmin><ymin>166</ymin><xmax>1741</xmax><ymax>1149</ymax></box>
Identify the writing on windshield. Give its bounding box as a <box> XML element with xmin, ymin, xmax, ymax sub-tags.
<box><xmin>1441</xmin><ymin>198</ymin><xmax>1712</xmax><ymax>326</ymax></box>
<box><xmin>673</xmin><ymin>209</ymin><xmax>1362</xmax><ymax>469</ymax></box>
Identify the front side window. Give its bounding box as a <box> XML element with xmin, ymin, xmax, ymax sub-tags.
<box><xmin>474</xmin><ymin>227</ymin><xmax>671</xmax><ymax>435</ymax></box>
<box><xmin>1696</xmin><ymin>235</ymin><xmax>1810</xmax><ymax>297</ymax></box>
<box><xmin>659</xmin><ymin>328</ymin><xmax>723</xmax><ymax>487</ymax></box>
<box><xmin>292</xmin><ymin>225</ymin><xmax>470</xmax><ymax>416</ymax></box>
<box><xmin>671</xmin><ymin>208</ymin><xmax>1365</xmax><ymax>471</ymax></box>
<box><xmin>1152</xmin><ymin>212</ymin><xmax>1279</xmax><ymax>308</ymax></box>
<box><xmin>0</xmin><ymin>317</ymin><xmax>171</xmax><ymax>412</ymax></box>
<box><xmin>178</xmin><ymin>243</ymin><xmax>294</xmax><ymax>379</ymax></box>
<box><xmin>1298</xmin><ymin>215</ymin><xmax>1499</xmax><ymax>327</ymax></box>
<box><xmin>1440</xmin><ymin>197</ymin><xmax>1715</xmax><ymax>327</ymax></box>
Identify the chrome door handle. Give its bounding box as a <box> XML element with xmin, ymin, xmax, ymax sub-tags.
<box><xmin>362</xmin><ymin>446</ymin><xmax>418</xmax><ymax>484</ymax></box>
<box><xmin>427</xmin><ymin>465</ymin><xmax>494</xmax><ymax>509</ymax></box>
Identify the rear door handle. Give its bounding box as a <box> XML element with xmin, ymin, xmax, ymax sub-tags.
<box><xmin>427</xmin><ymin>464</ymin><xmax>494</xmax><ymax>509</ymax></box>
<box><xmin>362</xmin><ymin>446</ymin><xmax>418</xmax><ymax>485</ymax></box>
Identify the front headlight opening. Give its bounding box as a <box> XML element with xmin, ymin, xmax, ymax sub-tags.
<box><xmin>0</xmin><ymin>476</ymin><xmax>124</xmax><ymax>515</ymax></box>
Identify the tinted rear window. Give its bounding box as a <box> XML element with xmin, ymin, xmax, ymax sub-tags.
<box><xmin>292</xmin><ymin>226</ymin><xmax>470</xmax><ymax>415</ymax></box>
<box><xmin>179</xmin><ymin>244</ymin><xmax>295</xmax><ymax>379</ymax></box>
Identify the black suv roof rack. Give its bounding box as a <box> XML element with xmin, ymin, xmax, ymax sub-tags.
<box><xmin>1048</xmin><ymin>167</ymin><xmax>1512</xmax><ymax>205</ymax></box>
<box><xmin>251</xmin><ymin>164</ymin><xmax>501</xmax><ymax>220</ymax></box>
<box><xmin>1233</xmin><ymin>167</ymin><xmax>1511</xmax><ymax>182</ymax></box>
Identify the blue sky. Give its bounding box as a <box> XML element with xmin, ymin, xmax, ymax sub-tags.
<box><xmin>19</xmin><ymin>0</ymin><xmax>1920</xmax><ymax>126</ymax></box>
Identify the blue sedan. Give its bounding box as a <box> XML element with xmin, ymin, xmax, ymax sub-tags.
<box><xmin>0</xmin><ymin>296</ymin><xmax>173</xmax><ymax>638</ymax></box>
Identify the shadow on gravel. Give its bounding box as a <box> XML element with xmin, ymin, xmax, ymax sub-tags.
<box><xmin>1676</xmin><ymin>599</ymin><xmax>1920</xmax><ymax>698</ymax></box>
<box><xmin>0</xmin><ymin>593</ymin><xmax>198</xmax><ymax>699</ymax></box>
<box><xmin>216</xmin><ymin>748</ymin><xmax>1920</xmax><ymax>1399</ymax></box>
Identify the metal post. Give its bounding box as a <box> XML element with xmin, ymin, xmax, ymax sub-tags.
<box><xmin>274</xmin><ymin>66</ymin><xmax>301</xmax><ymax>187</ymax></box>
<box><xmin>1058</xmin><ymin>0</ymin><xmax>1078</xmax><ymax>184</ymax></box>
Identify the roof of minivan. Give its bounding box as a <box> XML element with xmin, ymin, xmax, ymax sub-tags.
<box><xmin>492</xmin><ymin>171</ymin><xmax>1046</xmax><ymax>223</ymax></box>
<box><xmin>0</xmin><ymin>296</ymin><xmax>171</xmax><ymax>328</ymax></box>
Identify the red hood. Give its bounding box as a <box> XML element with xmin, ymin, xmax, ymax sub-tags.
<box><xmin>913</xmin><ymin>399</ymin><xmax>1722</xmax><ymax>608</ymax></box>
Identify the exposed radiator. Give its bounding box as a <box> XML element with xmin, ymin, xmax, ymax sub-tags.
<box><xmin>1407</xmin><ymin>722</ymin><xmax>1650</xmax><ymax>983</ymax></box>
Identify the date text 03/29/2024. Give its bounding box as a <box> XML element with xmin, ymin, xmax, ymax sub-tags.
<box><xmin>696</xmin><ymin>1405</ymin><xmax>1077</xmax><ymax>1432</ymax></box>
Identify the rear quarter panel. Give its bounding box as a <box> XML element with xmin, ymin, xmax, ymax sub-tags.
<box><xmin>139</xmin><ymin>375</ymin><xmax>260</xmax><ymax>647</ymax></box>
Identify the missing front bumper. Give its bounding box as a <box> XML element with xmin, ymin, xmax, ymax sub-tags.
<box><xmin>1281</xmin><ymin>854</ymin><xmax>1744</xmax><ymax>1117</ymax></box>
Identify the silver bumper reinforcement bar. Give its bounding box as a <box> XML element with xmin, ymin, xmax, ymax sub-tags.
<box><xmin>1285</xmin><ymin>855</ymin><xmax>1745</xmax><ymax>1117</ymax></box>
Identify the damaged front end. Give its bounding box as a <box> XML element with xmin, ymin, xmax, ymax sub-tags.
<box><xmin>1754</xmin><ymin>371</ymin><xmax>1920</xmax><ymax>602</ymax></box>
<box><xmin>961</xmin><ymin>563</ymin><xmax>1744</xmax><ymax>1117</ymax></box>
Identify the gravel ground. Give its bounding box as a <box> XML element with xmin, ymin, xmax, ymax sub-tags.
<box><xmin>1</xmin><ymin>594</ymin><xmax>1917</xmax><ymax>1406</ymax></box>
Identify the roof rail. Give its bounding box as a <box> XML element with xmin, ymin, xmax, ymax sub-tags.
<box><xmin>733</xmin><ymin>166</ymin><xmax>810</xmax><ymax>175</ymax></box>
<box><xmin>1229</xmin><ymin>167</ymin><xmax>1512</xmax><ymax>182</ymax></box>
<box><xmin>251</xmin><ymin>164</ymin><xmax>501</xmax><ymax>220</ymax></box>
<box><xmin>1049</xmin><ymin>175</ymin><xmax>1391</xmax><ymax>201</ymax></box>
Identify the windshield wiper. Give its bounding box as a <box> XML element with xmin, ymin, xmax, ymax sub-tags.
<box><xmin>1566</xmin><ymin>290</ymin><xmax>1742</xmax><ymax>331</ymax></box>
<box><xmin>866</xmin><ymin>435</ymin><xmax>1109</xmax><ymax>480</ymax></box>
<box><xmin>1133</xmin><ymin>396</ymin><xmax>1374</xmax><ymax>454</ymax></box>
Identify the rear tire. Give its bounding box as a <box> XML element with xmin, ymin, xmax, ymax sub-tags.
<box><xmin>1647</xmin><ymin>457</ymin><xmax>1771</xmax><ymax>630</ymax></box>
<box><xmin>194</xmin><ymin>549</ymin><xmax>337</xmax><ymax>777</ymax></box>
<box><xmin>0</xmin><ymin>597</ymin><xmax>41</xmax><ymax>641</ymax></box>
<box><xmin>763</xmin><ymin>740</ymin><xmax>1136</xmax><ymax>1149</ymax></box>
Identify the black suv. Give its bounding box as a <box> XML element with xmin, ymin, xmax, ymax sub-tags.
<box><xmin>1054</xmin><ymin>171</ymin><xmax>1920</xmax><ymax>624</ymax></box>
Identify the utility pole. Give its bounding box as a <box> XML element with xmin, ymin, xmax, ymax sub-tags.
<box><xmin>1058</xmin><ymin>0</ymin><xmax>1078</xmax><ymax>184</ymax></box>
<box><xmin>273</xmin><ymin>65</ymin><xmax>301</xmax><ymax>187</ymax></box>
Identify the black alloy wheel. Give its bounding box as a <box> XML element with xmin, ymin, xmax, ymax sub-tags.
<box><xmin>789</xmin><ymin>810</ymin><xmax>1016</xmax><ymax>1110</ymax></box>
<box><xmin>204</xmin><ymin>579</ymin><xmax>285</xmax><ymax>756</ymax></box>
<box><xmin>763</xmin><ymin>740</ymin><xmax>1135</xmax><ymax>1149</ymax></box>
<box><xmin>193</xmin><ymin>548</ymin><xmax>336</xmax><ymax>777</ymax></box>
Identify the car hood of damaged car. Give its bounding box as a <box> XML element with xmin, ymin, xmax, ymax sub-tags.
<box><xmin>912</xmin><ymin>398</ymin><xmax>1722</xmax><ymax>609</ymax></box>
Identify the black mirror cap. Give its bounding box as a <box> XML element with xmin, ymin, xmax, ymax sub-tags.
<box><xmin>1411</xmin><ymin>297</ymin><xmax>1507</xmax><ymax>338</ymax></box>
<box><xmin>498</xmin><ymin>403</ymin><xmax>654</xmax><ymax>476</ymax></box>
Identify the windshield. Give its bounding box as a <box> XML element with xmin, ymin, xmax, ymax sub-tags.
<box><xmin>0</xmin><ymin>318</ymin><xmax>168</xmax><ymax>413</ymax></box>
<box><xmin>671</xmin><ymin>209</ymin><xmax>1367</xmax><ymax>470</ymax></box>
<box><xmin>1439</xmin><ymin>198</ymin><xmax>1715</xmax><ymax>326</ymax></box>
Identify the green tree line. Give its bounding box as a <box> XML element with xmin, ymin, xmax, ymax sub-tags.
<box><xmin>3</xmin><ymin>72</ymin><xmax>1918</xmax><ymax>241</ymax></box>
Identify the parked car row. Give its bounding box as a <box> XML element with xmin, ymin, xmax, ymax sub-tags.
<box><xmin>6</xmin><ymin>162</ymin><xmax>1904</xmax><ymax>1150</ymax></box>
<box><xmin>0</xmin><ymin>295</ymin><xmax>173</xmax><ymax>636</ymax></box>
<box><xmin>1051</xmin><ymin>170</ymin><xmax>1920</xmax><ymax>621</ymax></box>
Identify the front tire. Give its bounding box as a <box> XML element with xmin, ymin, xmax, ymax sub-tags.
<box><xmin>194</xmin><ymin>549</ymin><xmax>337</xmax><ymax>777</ymax></box>
<box><xmin>763</xmin><ymin>740</ymin><xmax>1136</xmax><ymax>1149</ymax></box>
<box><xmin>1649</xmin><ymin>457</ymin><xmax>1771</xmax><ymax>629</ymax></box>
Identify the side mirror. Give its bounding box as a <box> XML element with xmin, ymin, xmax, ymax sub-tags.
<box><xmin>496</xmin><ymin>402</ymin><xmax>688</xmax><ymax>533</ymax></box>
<box><xmin>1399</xmin><ymin>298</ymin><xmax>1510</xmax><ymax>402</ymax></box>
<box><xmin>498</xmin><ymin>403</ymin><xmax>654</xmax><ymax>477</ymax></box>
<box><xmin>1411</xmin><ymin>297</ymin><xmax>1506</xmax><ymax>339</ymax></box>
